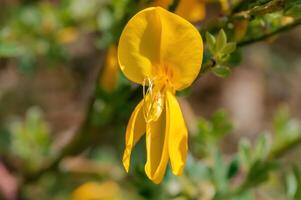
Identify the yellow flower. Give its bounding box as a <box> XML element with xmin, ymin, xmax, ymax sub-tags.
<box><xmin>56</xmin><ymin>27</ymin><xmax>79</xmax><ymax>44</ymax></box>
<box><xmin>118</xmin><ymin>7</ymin><xmax>203</xmax><ymax>184</ymax></box>
<box><xmin>72</xmin><ymin>181</ymin><xmax>121</xmax><ymax>200</ymax></box>
<box><xmin>100</xmin><ymin>45</ymin><xmax>119</xmax><ymax>92</ymax></box>
<box><xmin>219</xmin><ymin>0</ymin><xmax>230</xmax><ymax>14</ymax></box>
<box><xmin>234</xmin><ymin>20</ymin><xmax>249</xmax><ymax>41</ymax></box>
<box><xmin>154</xmin><ymin>0</ymin><xmax>206</xmax><ymax>22</ymax></box>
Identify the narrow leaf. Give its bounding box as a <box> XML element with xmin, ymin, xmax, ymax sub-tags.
<box><xmin>205</xmin><ymin>32</ymin><xmax>216</xmax><ymax>54</ymax></box>
<box><xmin>212</xmin><ymin>65</ymin><xmax>231</xmax><ymax>78</ymax></box>
<box><xmin>216</xmin><ymin>29</ymin><xmax>227</xmax><ymax>51</ymax></box>
<box><xmin>221</xmin><ymin>42</ymin><xmax>237</xmax><ymax>55</ymax></box>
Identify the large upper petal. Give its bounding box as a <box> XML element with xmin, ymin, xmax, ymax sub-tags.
<box><xmin>158</xmin><ymin>7</ymin><xmax>203</xmax><ymax>90</ymax></box>
<box><xmin>122</xmin><ymin>100</ymin><xmax>146</xmax><ymax>172</ymax></box>
<box><xmin>145</xmin><ymin>105</ymin><xmax>169</xmax><ymax>184</ymax></box>
<box><xmin>118</xmin><ymin>7</ymin><xmax>203</xmax><ymax>90</ymax></box>
<box><xmin>118</xmin><ymin>7</ymin><xmax>162</xmax><ymax>85</ymax></box>
<box><xmin>166</xmin><ymin>91</ymin><xmax>188</xmax><ymax>176</ymax></box>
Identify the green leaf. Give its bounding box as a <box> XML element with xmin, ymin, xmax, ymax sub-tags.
<box><xmin>228</xmin><ymin>49</ymin><xmax>242</xmax><ymax>65</ymax></box>
<box><xmin>212</xmin><ymin>65</ymin><xmax>231</xmax><ymax>78</ymax></box>
<box><xmin>233</xmin><ymin>191</ymin><xmax>252</xmax><ymax>200</ymax></box>
<box><xmin>192</xmin><ymin>110</ymin><xmax>233</xmax><ymax>162</ymax></box>
<box><xmin>254</xmin><ymin>133</ymin><xmax>271</xmax><ymax>160</ymax></box>
<box><xmin>211</xmin><ymin>110</ymin><xmax>233</xmax><ymax>137</ymax></box>
<box><xmin>239</xmin><ymin>138</ymin><xmax>252</xmax><ymax>168</ymax></box>
<box><xmin>0</xmin><ymin>128</ymin><xmax>10</xmax><ymax>153</ymax></box>
<box><xmin>195</xmin><ymin>110</ymin><xmax>232</xmax><ymax>144</ymax></box>
<box><xmin>205</xmin><ymin>32</ymin><xmax>216</xmax><ymax>54</ymax></box>
<box><xmin>9</xmin><ymin>107</ymin><xmax>51</xmax><ymax>172</ymax></box>
<box><xmin>0</xmin><ymin>43</ymin><xmax>20</xmax><ymax>57</ymax></box>
<box><xmin>97</xmin><ymin>8</ymin><xmax>114</xmax><ymax>31</ymax></box>
<box><xmin>285</xmin><ymin>165</ymin><xmax>301</xmax><ymax>199</ymax></box>
<box><xmin>271</xmin><ymin>107</ymin><xmax>301</xmax><ymax>156</ymax></box>
<box><xmin>292</xmin><ymin>165</ymin><xmax>301</xmax><ymax>199</ymax></box>
<box><xmin>227</xmin><ymin>157</ymin><xmax>240</xmax><ymax>179</ymax></box>
<box><xmin>212</xmin><ymin>149</ymin><xmax>228</xmax><ymax>192</ymax></box>
<box><xmin>243</xmin><ymin>160</ymin><xmax>278</xmax><ymax>189</ymax></box>
<box><xmin>177</xmin><ymin>87</ymin><xmax>192</xmax><ymax>97</ymax></box>
<box><xmin>221</xmin><ymin>42</ymin><xmax>237</xmax><ymax>55</ymax></box>
<box><xmin>216</xmin><ymin>29</ymin><xmax>227</xmax><ymax>51</ymax></box>
<box><xmin>187</xmin><ymin>159</ymin><xmax>211</xmax><ymax>183</ymax></box>
<box><xmin>286</xmin><ymin>170</ymin><xmax>298</xmax><ymax>199</ymax></box>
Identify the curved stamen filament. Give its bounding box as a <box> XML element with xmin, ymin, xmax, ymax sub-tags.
<box><xmin>143</xmin><ymin>77</ymin><xmax>164</xmax><ymax>123</ymax></box>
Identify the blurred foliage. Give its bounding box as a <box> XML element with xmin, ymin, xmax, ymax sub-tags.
<box><xmin>206</xmin><ymin>29</ymin><xmax>237</xmax><ymax>77</ymax></box>
<box><xmin>191</xmin><ymin>110</ymin><xmax>233</xmax><ymax>156</ymax></box>
<box><xmin>6</xmin><ymin>107</ymin><xmax>52</xmax><ymax>173</ymax></box>
<box><xmin>0</xmin><ymin>0</ymin><xmax>301</xmax><ymax>199</ymax></box>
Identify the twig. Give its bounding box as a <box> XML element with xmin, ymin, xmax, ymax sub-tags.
<box><xmin>232</xmin><ymin>0</ymin><xmax>284</xmax><ymax>20</ymax></box>
<box><xmin>22</xmin><ymin>52</ymin><xmax>106</xmax><ymax>184</ymax></box>
<box><xmin>199</xmin><ymin>18</ymin><xmax>301</xmax><ymax>76</ymax></box>
<box><xmin>238</xmin><ymin>18</ymin><xmax>301</xmax><ymax>47</ymax></box>
<box><xmin>231</xmin><ymin>0</ymin><xmax>273</xmax><ymax>14</ymax></box>
<box><xmin>268</xmin><ymin>135</ymin><xmax>301</xmax><ymax>160</ymax></box>
<box><xmin>197</xmin><ymin>58</ymin><xmax>216</xmax><ymax>78</ymax></box>
<box><xmin>200</xmin><ymin>0</ymin><xmax>285</xmax><ymax>34</ymax></box>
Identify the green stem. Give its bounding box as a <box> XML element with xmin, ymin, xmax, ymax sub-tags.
<box><xmin>200</xmin><ymin>0</ymin><xmax>285</xmax><ymax>34</ymax></box>
<box><xmin>201</xmin><ymin>58</ymin><xmax>216</xmax><ymax>73</ymax></box>
<box><xmin>232</xmin><ymin>0</ymin><xmax>284</xmax><ymax>20</ymax></box>
<box><xmin>238</xmin><ymin>17</ymin><xmax>301</xmax><ymax>47</ymax></box>
<box><xmin>268</xmin><ymin>135</ymin><xmax>301</xmax><ymax>160</ymax></box>
<box><xmin>231</xmin><ymin>0</ymin><xmax>274</xmax><ymax>14</ymax></box>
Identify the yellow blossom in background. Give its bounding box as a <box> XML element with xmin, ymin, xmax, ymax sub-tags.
<box><xmin>118</xmin><ymin>7</ymin><xmax>203</xmax><ymax>183</ymax></box>
<box><xmin>281</xmin><ymin>16</ymin><xmax>294</xmax><ymax>26</ymax></box>
<box><xmin>100</xmin><ymin>45</ymin><xmax>119</xmax><ymax>92</ymax></box>
<box><xmin>219</xmin><ymin>0</ymin><xmax>230</xmax><ymax>14</ymax></box>
<box><xmin>56</xmin><ymin>27</ymin><xmax>79</xmax><ymax>44</ymax></box>
<box><xmin>153</xmin><ymin>0</ymin><xmax>206</xmax><ymax>22</ymax></box>
<box><xmin>72</xmin><ymin>181</ymin><xmax>121</xmax><ymax>200</ymax></box>
<box><xmin>234</xmin><ymin>20</ymin><xmax>249</xmax><ymax>41</ymax></box>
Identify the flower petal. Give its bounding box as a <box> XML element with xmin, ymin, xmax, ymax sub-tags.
<box><xmin>166</xmin><ymin>91</ymin><xmax>188</xmax><ymax>176</ymax></box>
<box><xmin>118</xmin><ymin>7</ymin><xmax>162</xmax><ymax>84</ymax></box>
<box><xmin>122</xmin><ymin>100</ymin><xmax>146</xmax><ymax>172</ymax></box>
<box><xmin>145</xmin><ymin>105</ymin><xmax>169</xmax><ymax>184</ymax></box>
<box><xmin>118</xmin><ymin>7</ymin><xmax>203</xmax><ymax>90</ymax></box>
<box><xmin>100</xmin><ymin>45</ymin><xmax>119</xmax><ymax>92</ymax></box>
<box><xmin>158</xmin><ymin>7</ymin><xmax>203</xmax><ymax>90</ymax></box>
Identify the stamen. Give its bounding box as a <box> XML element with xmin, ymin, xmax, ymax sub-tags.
<box><xmin>143</xmin><ymin>77</ymin><xmax>164</xmax><ymax>123</ymax></box>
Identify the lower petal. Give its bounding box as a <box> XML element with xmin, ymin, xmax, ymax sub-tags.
<box><xmin>122</xmin><ymin>100</ymin><xmax>146</xmax><ymax>172</ymax></box>
<box><xmin>145</xmin><ymin>106</ymin><xmax>169</xmax><ymax>184</ymax></box>
<box><xmin>166</xmin><ymin>91</ymin><xmax>188</xmax><ymax>176</ymax></box>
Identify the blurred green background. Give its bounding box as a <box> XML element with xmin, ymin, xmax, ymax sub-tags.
<box><xmin>1</xmin><ymin>0</ymin><xmax>301</xmax><ymax>199</ymax></box>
